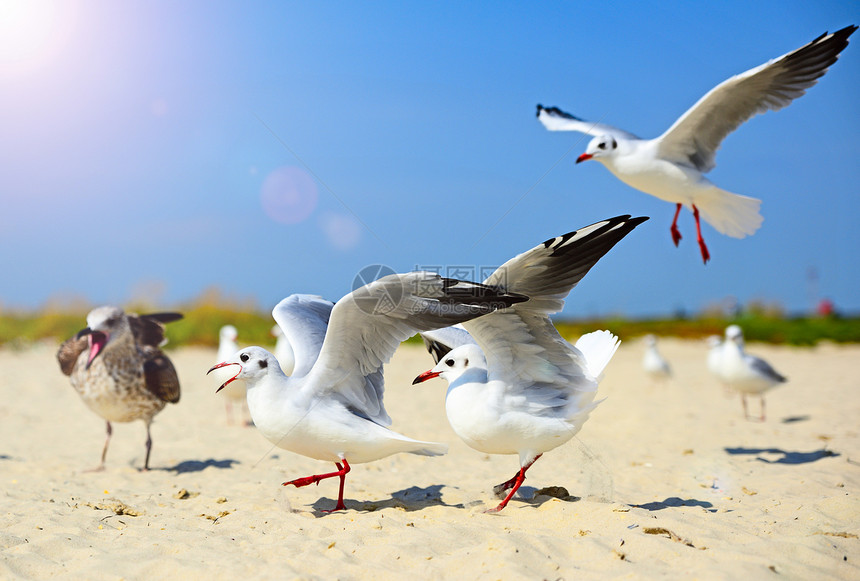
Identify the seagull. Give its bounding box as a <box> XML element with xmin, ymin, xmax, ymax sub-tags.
<box><xmin>413</xmin><ymin>215</ymin><xmax>647</xmax><ymax>512</ymax></box>
<box><xmin>717</xmin><ymin>325</ymin><xmax>787</xmax><ymax>421</ymax></box>
<box><xmin>208</xmin><ymin>273</ymin><xmax>527</xmax><ymax>512</ymax></box>
<box><xmin>642</xmin><ymin>334</ymin><xmax>672</xmax><ymax>383</ymax></box>
<box><xmin>705</xmin><ymin>335</ymin><xmax>730</xmax><ymax>393</ymax></box>
<box><xmin>56</xmin><ymin>306</ymin><xmax>182</xmax><ymax>471</ymax></box>
<box><xmin>537</xmin><ymin>25</ymin><xmax>856</xmax><ymax>264</ymax></box>
<box><xmin>214</xmin><ymin>325</ymin><xmax>249</xmax><ymax>425</ymax></box>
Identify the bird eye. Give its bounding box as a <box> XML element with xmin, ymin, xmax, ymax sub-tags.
<box><xmin>445</xmin><ymin>359</ymin><xmax>454</xmax><ymax>367</ymax></box>
<box><xmin>597</xmin><ymin>142</ymin><xmax>605</xmax><ymax>150</ymax></box>
<box><xmin>240</xmin><ymin>353</ymin><xmax>249</xmax><ymax>363</ymax></box>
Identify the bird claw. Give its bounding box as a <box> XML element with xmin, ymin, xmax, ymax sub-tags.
<box><xmin>670</xmin><ymin>226</ymin><xmax>682</xmax><ymax>247</ymax></box>
<box><xmin>283</xmin><ymin>476</ymin><xmax>321</xmax><ymax>488</ymax></box>
<box><xmin>698</xmin><ymin>240</ymin><xmax>710</xmax><ymax>264</ymax></box>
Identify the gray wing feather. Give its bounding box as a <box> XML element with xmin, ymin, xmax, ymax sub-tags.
<box><xmin>271</xmin><ymin>295</ymin><xmax>335</xmax><ymax>378</ymax></box>
<box><xmin>310</xmin><ymin>272</ymin><xmax>526</xmax><ymax>426</ymax></box>
<box><xmin>658</xmin><ymin>26</ymin><xmax>856</xmax><ymax>172</ymax></box>
<box><xmin>465</xmin><ymin>216</ymin><xmax>645</xmax><ymax>401</ymax></box>
<box><xmin>747</xmin><ymin>354</ymin><xmax>787</xmax><ymax>383</ymax></box>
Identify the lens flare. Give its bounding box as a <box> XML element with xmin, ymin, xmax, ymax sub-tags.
<box><xmin>260</xmin><ymin>166</ymin><xmax>318</xmax><ymax>225</ymax></box>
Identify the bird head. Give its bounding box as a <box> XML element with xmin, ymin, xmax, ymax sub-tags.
<box><xmin>208</xmin><ymin>346</ymin><xmax>278</xmax><ymax>392</ymax></box>
<box><xmin>219</xmin><ymin>325</ymin><xmax>238</xmax><ymax>342</ymax></box>
<box><xmin>412</xmin><ymin>344</ymin><xmax>487</xmax><ymax>385</ymax></box>
<box><xmin>577</xmin><ymin>134</ymin><xmax>618</xmax><ymax>164</ymax></box>
<box><xmin>75</xmin><ymin>306</ymin><xmax>127</xmax><ymax>369</ymax></box>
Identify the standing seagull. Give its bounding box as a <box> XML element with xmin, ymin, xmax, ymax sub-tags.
<box><xmin>214</xmin><ymin>325</ymin><xmax>249</xmax><ymax>425</ymax></box>
<box><xmin>537</xmin><ymin>25</ymin><xmax>856</xmax><ymax>263</ymax></box>
<box><xmin>208</xmin><ymin>274</ymin><xmax>526</xmax><ymax>512</ymax></box>
<box><xmin>717</xmin><ymin>325</ymin><xmax>787</xmax><ymax>421</ymax></box>
<box><xmin>414</xmin><ymin>215</ymin><xmax>646</xmax><ymax>512</ymax></box>
<box><xmin>642</xmin><ymin>334</ymin><xmax>672</xmax><ymax>383</ymax></box>
<box><xmin>57</xmin><ymin>306</ymin><xmax>182</xmax><ymax>471</ymax></box>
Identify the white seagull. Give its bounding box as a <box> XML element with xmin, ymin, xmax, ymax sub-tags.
<box><xmin>208</xmin><ymin>274</ymin><xmax>526</xmax><ymax>512</ymax></box>
<box><xmin>537</xmin><ymin>25</ymin><xmax>856</xmax><ymax>264</ymax></box>
<box><xmin>414</xmin><ymin>215</ymin><xmax>646</xmax><ymax>512</ymax></box>
<box><xmin>642</xmin><ymin>334</ymin><xmax>672</xmax><ymax>383</ymax></box>
<box><xmin>214</xmin><ymin>324</ymin><xmax>250</xmax><ymax>425</ymax></box>
<box><xmin>717</xmin><ymin>325</ymin><xmax>787</xmax><ymax>421</ymax></box>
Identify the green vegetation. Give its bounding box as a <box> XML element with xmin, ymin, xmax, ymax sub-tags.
<box><xmin>554</xmin><ymin>315</ymin><xmax>860</xmax><ymax>346</ymax></box>
<box><xmin>1</xmin><ymin>299</ymin><xmax>858</xmax><ymax>348</ymax></box>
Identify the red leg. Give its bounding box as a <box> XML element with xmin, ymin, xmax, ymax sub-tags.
<box><xmin>670</xmin><ymin>203</ymin><xmax>683</xmax><ymax>247</ymax></box>
<box><xmin>487</xmin><ymin>454</ymin><xmax>542</xmax><ymax>513</ymax></box>
<box><xmin>692</xmin><ymin>205</ymin><xmax>710</xmax><ymax>264</ymax></box>
<box><xmin>492</xmin><ymin>454</ymin><xmax>542</xmax><ymax>496</ymax></box>
<box><xmin>283</xmin><ymin>459</ymin><xmax>351</xmax><ymax>512</ymax></box>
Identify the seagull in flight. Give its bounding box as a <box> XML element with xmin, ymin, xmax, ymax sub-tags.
<box><xmin>537</xmin><ymin>25</ymin><xmax>856</xmax><ymax>264</ymax></box>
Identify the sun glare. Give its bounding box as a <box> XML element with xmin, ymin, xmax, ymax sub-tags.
<box><xmin>0</xmin><ymin>0</ymin><xmax>72</xmax><ymax>72</ymax></box>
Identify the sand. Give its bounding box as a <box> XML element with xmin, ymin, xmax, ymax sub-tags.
<box><xmin>1</xmin><ymin>338</ymin><xmax>858</xmax><ymax>579</ymax></box>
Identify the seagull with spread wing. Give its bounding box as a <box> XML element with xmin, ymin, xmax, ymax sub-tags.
<box><xmin>208</xmin><ymin>273</ymin><xmax>526</xmax><ymax>512</ymax></box>
<box><xmin>537</xmin><ymin>26</ymin><xmax>856</xmax><ymax>263</ymax></box>
<box><xmin>414</xmin><ymin>215</ymin><xmax>647</xmax><ymax>512</ymax></box>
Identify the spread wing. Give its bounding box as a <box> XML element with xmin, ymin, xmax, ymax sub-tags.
<box><xmin>658</xmin><ymin>26</ymin><xmax>856</xmax><ymax>172</ymax></box>
<box><xmin>465</xmin><ymin>216</ymin><xmax>646</xmax><ymax>396</ymax></box>
<box><xmin>129</xmin><ymin>312</ymin><xmax>184</xmax><ymax>348</ymax></box>
<box><xmin>419</xmin><ymin>325</ymin><xmax>476</xmax><ymax>364</ymax></box>
<box><xmin>142</xmin><ymin>346</ymin><xmax>181</xmax><ymax>403</ymax></box>
<box><xmin>309</xmin><ymin>272</ymin><xmax>526</xmax><ymax>426</ymax></box>
<box><xmin>57</xmin><ymin>335</ymin><xmax>88</xmax><ymax>376</ymax></box>
<box><xmin>271</xmin><ymin>295</ymin><xmax>335</xmax><ymax>378</ymax></box>
<box><xmin>536</xmin><ymin>104</ymin><xmax>639</xmax><ymax>139</ymax></box>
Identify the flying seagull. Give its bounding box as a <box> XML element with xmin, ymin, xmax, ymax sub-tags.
<box><xmin>537</xmin><ymin>25</ymin><xmax>856</xmax><ymax>263</ymax></box>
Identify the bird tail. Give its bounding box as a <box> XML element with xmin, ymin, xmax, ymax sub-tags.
<box><xmin>407</xmin><ymin>441</ymin><xmax>448</xmax><ymax>457</ymax></box>
<box><xmin>694</xmin><ymin>187</ymin><xmax>763</xmax><ymax>239</ymax></box>
<box><xmin>574</xmin><ymin>330</ymin><xmax>620</xmax><ymax>381</ymax></box>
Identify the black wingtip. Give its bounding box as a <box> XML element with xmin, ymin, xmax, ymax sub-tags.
<box><xmin>536</xmin><ymin>104</ymin><xmax>584</xmax><ymax>122</ymax></box>
<box><xmin>143</xmin><ymin>312</ymin><xmax>184</xmax><ymax>324</ymax></box>
<box><xmin>542</xmin><ymin>215</ymin><xmax>649</xmax><ymax>254</ymax></box>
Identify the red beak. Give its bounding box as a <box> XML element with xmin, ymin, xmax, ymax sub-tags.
<box><xmin>576</xmin><ymin>153</ymin><xmax>592</xmax><ymax>164</ymax></box>
<box><xmin>208</xmin><ymin>362</ymin><xmax>241</xmax><ymax>393</ymax></box>
<box><xmin>412</xmin><ymin>370</ymin><xmax>441</xmax><ymax>385</ymax></box>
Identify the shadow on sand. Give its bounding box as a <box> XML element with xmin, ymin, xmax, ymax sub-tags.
<box><xmin>631</xmin><ymin>497</ymin><xmax>715</xmax><ymax>512</ymax></box>
<box><xmin>163</xmin><ymin>458</ymin><xmax>241</xmax><ymax>473</ymax></box>
<box><xmin>724</xmin><ymin>447</ymin><xmax>839</xmax><ymax>464</ymax></box>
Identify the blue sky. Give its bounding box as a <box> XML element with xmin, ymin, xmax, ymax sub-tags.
<box><xmin>1</xmin><ymin>1</ymin><xmax>858</xmax><ymax>317</ymax></box>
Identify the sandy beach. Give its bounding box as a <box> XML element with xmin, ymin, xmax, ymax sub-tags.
<box><xmin>1</xmin><ymin>338</ymin><xmax>857</xmax><ymax>579</ymax></box>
